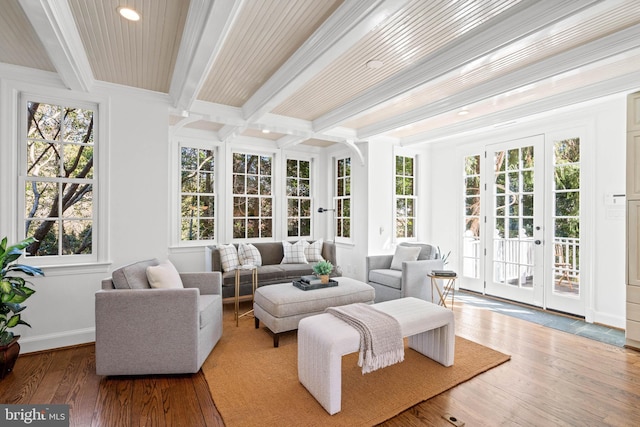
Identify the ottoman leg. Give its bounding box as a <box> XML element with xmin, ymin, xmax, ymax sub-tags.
<box><xmin>255</xmin><ymin>317</ymin><xmax>260</xmax><ymax>329</ymax></box>
<box><xmin>274</xmin><ymin>333</ymin><xmax>279</xmax><ymax>348</ymax></box>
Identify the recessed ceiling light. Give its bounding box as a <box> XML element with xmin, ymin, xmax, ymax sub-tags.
<box><xmin>458</xmin><ymin>109</ymin><xmax>469</xmax><ymax>116</ymax></box>
<box><xmin>366</xmin><ymin>59</ymin><xmax>384</xmax><ymax>70</ymax></box>
<box><xmin>261</xmin><ymin>129</ymin><xmax>270</xmax><ymax>134</ymax></box>
<box><xmin>117</xmin><ymin>6</ymin><xmax>141</xmax><ymax>21</ymax></box>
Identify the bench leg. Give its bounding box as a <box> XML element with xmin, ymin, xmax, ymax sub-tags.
<box><xmin>298</xmin><ymin>319</ymin><xmax>346</xmax><ymax>415</ymax></box>
<box><xmin>408</xmin><ymin>322</ymin><xmax>455</xmax><ymax>367</ymax></box>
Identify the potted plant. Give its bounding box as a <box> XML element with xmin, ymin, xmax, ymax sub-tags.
<box><xmin>0</xmin><ymin>236</ymin><xmax>43</xmax><ymax>379</ymax></box>
<box><xmin>312</xmin><ymin>260</ymin><xmax>333</xmax><ymax>284</ymax></box>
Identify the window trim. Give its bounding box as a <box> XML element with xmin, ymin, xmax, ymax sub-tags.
<box><xmin>16</xmin><ymin>91</ymin><xmax>108</xmax><ymax>267</ymax></box>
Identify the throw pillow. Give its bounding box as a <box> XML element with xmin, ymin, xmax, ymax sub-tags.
<box><xmin>146</xmin><ymin>260</ymin><xmax>184</xmax><ymax>289</ymax></box>
<box><xmin>281</xmin><ymin>240</ymin><xmax>308</xmax><ymax>264</ymax></box>
<box><xmin>305</xmin><ymin>239</ymin><xmax>324</xmax><ymax>262</ymax></box>
<box><xmin>390</xmin><ymin>245</ymin><xmax>422</xmax><ymax>270</ymax></box>
<box><xmin>238</xmin><ymin>243</ymin><xmax>262</xmax><ymax>267</ymax></box>
<box><xmin>219</xmin><ymin>244</ymin><xmax>240</xmax><ymax>272</ymax></box>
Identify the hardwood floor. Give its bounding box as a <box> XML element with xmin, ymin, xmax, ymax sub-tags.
<box><xmin>1</xmin><ymin>301</ymin><xmax>639</xmax><ymax>426</ymax></box>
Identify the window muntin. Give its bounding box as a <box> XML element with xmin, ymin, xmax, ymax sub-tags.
<box><xmin>395</xmin><ymin>155</ymin><xmax>416</xmax><ymax>238</ymax></box>
<box><xmin>180</xmin><ymin>147</ymin><xmax>215</xmax><ymax>241</ymax></box>
<box><xmin>232</xmin><ymin>152</ymin><xmax>273</xmax><ymax>239</ymax></box>
<box><xmin>335</xmin><ymin>157</ymin><xmax>351</xmax><ymax>239</ymax></box>
<box><xmin>23</xmin><ymin>100</ymin><xmax>95</xmax><ymax>257</ymax></box>
<box><xmin>286</xmin><ymin>158</ymin><xmax>311</xmax><ymax>238</ymax></box>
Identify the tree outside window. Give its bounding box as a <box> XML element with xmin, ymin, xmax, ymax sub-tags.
<box><xmin>23</xmin><ymin>101</ymin><xmax>95</xmax><ymax>257</ymax></box>
<box><xmin>286</xmin><ymin>159</ymin><xmax>311</xmax><ymax>237</ymax></box>
<box><xmin>232</xmin><ymin>152</ymin><xmax>272</xmax><ymax>238</ymax></box>
<box><xmin>335</xmin><ymin>157</ymin><xmax>351</xmax><ymax>239</ymax></box>
<box><xmin>180</xmin><ymin>147</ymin><xmax>215</xmax><ymax>241</ymax></box>
<box><xmin>395</xmin><ymin>155</ymin><xmax>416</xmax><ymax>238</ymax></box>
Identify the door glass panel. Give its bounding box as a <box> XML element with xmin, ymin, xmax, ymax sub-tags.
<box><xmin>493</xmin><ymin>147</ymin><xmax>536</xmax><ymax>288</ymax></box>
<box><xmin>553</xmin><ymin>138</ymin><xmax>580</xmax><ymax>295</ymax></box>
<box><xmin>463</xmin><ymin>155</ymin><xmax>481</xmax><ymax>279</ymax></box>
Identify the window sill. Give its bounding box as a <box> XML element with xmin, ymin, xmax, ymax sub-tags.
<box><xmin>37</xmin><ymin>261</ymin><xmax>112</xmax><ymax>277</ymax></box>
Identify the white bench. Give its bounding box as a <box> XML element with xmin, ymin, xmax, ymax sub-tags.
<box><xmin>297</xmin><ymin>297</ymin><xmax>455</xmax><ymax>415</ymax></box>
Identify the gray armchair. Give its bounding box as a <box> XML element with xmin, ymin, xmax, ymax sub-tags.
<box><xmin>95</xmin><ymin>259</ymin><xmax>223</xmax><ymax>376</ymax></box>
<box><xmin>366</xmin><ymin>243</ymin><xmax>444</xmax><ymax>303</ymax></box>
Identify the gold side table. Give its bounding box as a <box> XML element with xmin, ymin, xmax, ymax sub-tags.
<box><xmin>428</xmin><ymin>272</ymin><xmax>457</xmax><ymax>309</ymax></box>
<box><xmin>235</xmin><ymin>265</ymin><xmax>258</xmax><ymax>326</ymax></box>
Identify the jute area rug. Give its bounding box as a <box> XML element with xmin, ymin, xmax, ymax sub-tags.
<box><xmin>202</xmin><ymin>304</ymin><xmax>510</xmax><ymax>427</ymax></box>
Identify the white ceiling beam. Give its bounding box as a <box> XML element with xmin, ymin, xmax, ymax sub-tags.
<box><xmin>312</xmin><ymin>0</ymin><xmax>602</xmax><ymax>133</ymax></box>
<box><xmin>170</xmin><ymin>0</ymin><xmax>243</xmax><ymax>111</ymax></box>
<box><xmin>401</xmin><ymin>70</ymin><xmax>640</xmax><ymax>146</ymax></box>
<box><xmin>241</xmin><ymin>0</ymin><xmax>410</xmax><ymax>125</ymax></box>
<box><xmin>359</xmin><ymin>23</ymin><xmax>640</xmax><ymax>138</ymax></box>
<box><xmin>18</xmin><ymin>0</ymin><xmax>94</xmax><ymax>92</ymax></box>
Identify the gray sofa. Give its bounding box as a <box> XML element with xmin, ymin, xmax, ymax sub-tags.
<box><xmin>206</xmin><ymin>240</ymin><xmax>341</xmax><ymax>299</ymax></box>
<box><xmin>95</xmin><ymin>259</ymin><xmax>223</xmax><ymax>376</ymax></box>
<box><xmin>366</xmin><ymin>242</ymin><xmax>444</xmax><ymax>303</ymax></box>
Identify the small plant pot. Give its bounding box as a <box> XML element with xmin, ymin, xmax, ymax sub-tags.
<box><xmin>319</xmin><ymin>275</ymin><xmax>330</xmax><ymax>284</ymax></box>
<box><xmin>0</xmin><ymin>336</ymin><xmax>20</xmax><ymax>380</ymax></box>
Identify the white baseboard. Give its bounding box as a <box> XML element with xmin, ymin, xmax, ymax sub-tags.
<box><xmin>591</xmin><ymin>311</ymin><xmax>625</xmax><ymax>330</ymax></box>
<box><xmin>18</xmin><ymin>328</ymin><xmax>95</xmax><ymax>354</ymax></box>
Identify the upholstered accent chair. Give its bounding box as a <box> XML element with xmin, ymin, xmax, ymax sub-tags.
<box><xmin>366</xmin><ymin>243</ymin><xmax>444</xmax><ymax>303</ymax></box>
<box><xmin>95</xmin><ymin>259</ymin><xmax>223</xmax><ymax>376</ymax></box>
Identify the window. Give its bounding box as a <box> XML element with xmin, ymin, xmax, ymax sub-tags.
<box><xmin>463</xmin><ymin>154</ymin><xmax>481</xmax><ymax>278</ymax></box>
<box><xmin>180</xmin><ymin>146</ymin><xmax>215</xmax><ymax>241</ymax></box>
<box><xmin>395</xmin><ymin>155</ymin><xmax>416</xmax><ymax>238</ymax></box>
<box><xmin>286</xmin><ymin>158</ymin><xmax>311</xmax><ymax>237</ymax></box>
<box><xmin>232</xmin><ymin>152</ymin><xmax>272</xmax><ymax>238</ymax></box>
<box><xmin>22</xmin><ymin>100</ymin><xmax>96</xmax><ymax>258</ymax></box>
<box><xmin>335</xmin><ymin>157</ymin><xmax>351</xmax><ymax>239</ymax></box>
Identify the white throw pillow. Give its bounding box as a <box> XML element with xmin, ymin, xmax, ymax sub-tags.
<box><xmin>305</xmin><ymin>239</ymin><xmax>324</xmax><ymax>262</ymax></box>
<box><xmin>281</xmin><ymin>240</ymin><xmax>308</xmax><ymax>264</ymax></box>
<box><xmin>146</xmin><ymin>260</ymin><xmax>184</xmax><ymax>289</ymax></box>
<box><xmin>390</xmin><ymin>245</ymin><xmax>422</xmax><ymax>270</ymax></box>
<box><xmin>238</xmin><ymin>243</ymin><xmax>262</xmax><ymax>267</ymax></box>
<box><xmin>219</xmin><ymin>244</ymin><xmax>240</xmax><ymax>272</ymax></box>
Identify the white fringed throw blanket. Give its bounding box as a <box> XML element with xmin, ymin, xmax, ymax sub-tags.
<box><xmin>326</xmin><ymin>303</ymin><xmax>404</xmax><ymax>374</ymax></box>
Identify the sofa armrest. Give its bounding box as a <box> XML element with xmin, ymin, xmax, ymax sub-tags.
<box><xmin>180</xmin><ymin>271</ymin><xmax>222</xmax><ymax>295</ymax></box>
<box><xmin>401</xmin><ymin>259</ymin><xmax>444</xmax><ymax>301</ymax></box>
<box><xmin>95</xmin><ymin>287</ymin><xmax>201</xmax><ymax>375</ymax></box>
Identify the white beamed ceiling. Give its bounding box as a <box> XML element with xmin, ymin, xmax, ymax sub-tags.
<box><xmin>2</xmin><ymin>0</ymin><xmax>639</xmax><ymax>146</ymax></box>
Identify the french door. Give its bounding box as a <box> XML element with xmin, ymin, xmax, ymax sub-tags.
<box><xmin>485</xmin><ymin>136</ymin><xmax>545</xmax><ymax>306</ymax></box>
<box><xmin>473</xmin><ymin>133</ymin><xmax>584</xmax><ymax>316</ymax></box>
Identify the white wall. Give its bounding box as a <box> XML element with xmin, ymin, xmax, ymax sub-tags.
<box><xmin>0</xmin><ymin>69</ymin><xmax>173</xmax><ymax>352</ymax></box>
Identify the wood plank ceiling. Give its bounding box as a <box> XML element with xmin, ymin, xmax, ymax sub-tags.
<box><xmin>1</xmin><ymin>0</ymin><xmax>639</xmax><ymax>147</ymax></box>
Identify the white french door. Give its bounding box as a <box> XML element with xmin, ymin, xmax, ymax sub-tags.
<box><xmin>470</xmin><ymin>133</ymin><xmax>585</xmax><ymax>316</ymax></box>
<box><xmin>485</xmin><ymin>136</ymin><xmax>545</xmax><ymax>306</ymax></box>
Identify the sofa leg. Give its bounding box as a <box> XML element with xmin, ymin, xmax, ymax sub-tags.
<box><xmin>255</xmin><ymin>317</ymin><xmax>260</xmax><ymax>329</ymax></box>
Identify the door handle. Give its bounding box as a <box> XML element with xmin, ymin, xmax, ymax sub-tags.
<box><xmin>534</xmin><ymin>240</ymin><xmax>542</xmax><ymax>245</ymax></box>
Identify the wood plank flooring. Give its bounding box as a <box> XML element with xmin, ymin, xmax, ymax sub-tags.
<box><xmin>1</xmin><ymin>301</ymin><xmax>639</xmax><ymax>426</ymax></box>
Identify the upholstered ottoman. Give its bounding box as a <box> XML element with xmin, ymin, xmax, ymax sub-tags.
<box><xmin>253</xmin><ymin>277</ymin><xmax>375</xmax><ymax>347</ymax></box>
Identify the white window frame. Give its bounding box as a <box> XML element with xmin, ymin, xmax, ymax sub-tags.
<box><xmin>393</xmin><ymin>153</ymin><xmax>417</xmax><ymax>241</ymax></box>
<box><xmin>231</xmin><ymin>149</ymin><xmax>274</xmax><ymax>240</ymax></box>
<box><xmin>285</xmin><ymin>155</ymin><xmax>313</xmax><ymax>239</ymax></box>
<box><xmin>14</xmin><ymin>91</ymin><xmax>108</xmax><ymax>268</ymax></box>
<box><xmin>334</xmin><ymin>155</ymin><xmax>352</xmax><ymax>243</ymax></box>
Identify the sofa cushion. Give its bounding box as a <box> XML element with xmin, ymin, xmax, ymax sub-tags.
<box><xmin>368</xmin><ymin>269</ymin><xmax>402</xmax><ymax>290</ymax></box>
<box><xmin>238</xmin><ymin>243</ymin><xmax>262</xmax><ymax>266</ymax></box>
<box><xmin>305</xmin><ymin>239</ymin><xmax>324</xmax><ymax>262</ymax></box>
<box><xmin>281</xmin><ymin>241</ymin><xmax>308</xmax><ymax>264</ymax></box>
<box><xmin>112</xmin><ymin>259</ymin><xmax>158</xmax><ymax>289</ymax></box>
<box><xmin>219</xmin><ymin>244</ymin><xmax>240</xmax><ymax>272</ymax></box>
<box><xmin>278</xmin><ymin>263</ymin><xmax>314</xmax><ymax>278</ymax></box>
<box><xmin>146</xmin><ymin>260</ymin><xmax>184</xmax><ymax>289</ymax></box>
<box><xmin>390</xmin><ymin>245</ymin><xmax>421</xmax><ymax>270</ymax></box>
<box><xmin>198</xmin><ymin>294</ymin><xmax>218</xmax><ymax>329</ymax></box>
